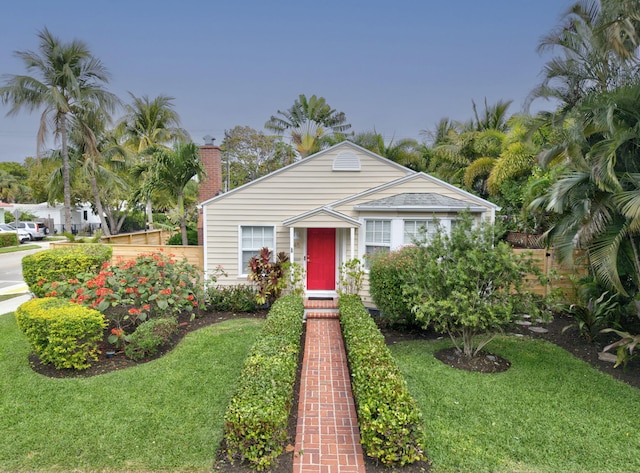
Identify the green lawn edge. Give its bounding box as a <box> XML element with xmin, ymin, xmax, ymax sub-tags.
<box><xmin>391</xmin><ymin>335</ymin><xmax>640</xmax><ymax>473</ymax></box>
<box><xmin>0</xmin><ymin>312</ymin><xmax>264</xmax><ymax>472</ymax></box>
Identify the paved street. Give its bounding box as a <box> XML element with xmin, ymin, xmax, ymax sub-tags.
<box><xmin>0</xmin><ymin>241</ymin><xmax>50</xmax><ymax>314</ymax></box>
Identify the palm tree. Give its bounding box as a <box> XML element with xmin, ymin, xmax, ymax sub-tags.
<box><xmin>116</xmin><ymin>93</ymin><xmax>188</xmax><ymax>228</ymax></box>
<box><xmin>351</xmin><ymin>131</ymin><xmax>426</xmax><ymax>171</ymax></box>
<box><xmin>0</xmin><ymin>28</ymin><xmax>118</xmax><ymax>232</ymax></box>
<box><xmin>265</xmin><ymin>94</ymin><xmax>352</xmax><ymax>158</ymax></box>
<box><xmin>527</xmin><ymin>0</ymin><xmax>640</xmax><ymax>114</ymax></box>
<box><xmin>136</xmin><ymin>142</ymin><xmax>205</xmax><ymax>245</ymax></box>
<box><xmin>532</xmin><ymin>83</ymin><xmax>640</xmax><ymax>295</ymax></box>
<box><xmin>0</xmin><ymin>170</ymin><xmax>22</xmax><ymax>202</ymax></box>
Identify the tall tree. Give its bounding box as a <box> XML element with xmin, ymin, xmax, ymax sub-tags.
<box><xmin>135</xmin><ymin>142</ymin><xmax>205</xmax><ymax>245</ymax></box>
<box><xmin>527</xmin><ymin>0</ymin><xmax>640</xmax><ymax>114</ymax></box>
<box><xmin>221</xmin><ymin>125</ymin><xmax>296</xmax><ymax>189</ymax></box>
<box><xmin>0</xmin><ymin>28</ymin><xmax>118</xmax><ymax>232</ymax></box>
<box><xmin>116</xmin><ymin>93</ymin><xmax>188</xmax><ymax>228</ymax></box>
<box><xmin>265</xmin><ymin>94</ymin><xmax>352</xmax><ymax>158</ymax></box>
<box><xmin>351</xmin><ymin>131</ymin><xmax>426</xmax><ymax>171</ymax></box>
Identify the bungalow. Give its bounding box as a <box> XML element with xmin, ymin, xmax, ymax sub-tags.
<box><xmin>199</xmin><ymin>141</ymin><xmax>499</xmax><ymax>307</ymax></box>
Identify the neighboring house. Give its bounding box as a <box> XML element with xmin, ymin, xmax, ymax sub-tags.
<box><xmin>0</xmin><ymin>202</ymin><xmax>11</xmax><ymax>223</ymax></box>
<box><xmin>199</xmin><ymin>141</ymin><xmax>499</xmax><ymax>307</ymax></box>
<box><xmin>5</xmin><ymin>202</ymin><xmax>102</xmax><ymax>234</ymax></box>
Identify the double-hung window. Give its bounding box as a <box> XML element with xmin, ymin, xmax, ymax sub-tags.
<box><xmin>403</xmin><ymin>219</ymin><xmax>435</xmax><ymax>244</ymax></box>
<box><xmin>364</xmin><ymin>219</ymin><xmax>391</xmax><ymax>258</ymax></box>
<box><xmin>240</xmin><ymin>226</ymin><xmax>274</xmax><ymax>274</ymax></box>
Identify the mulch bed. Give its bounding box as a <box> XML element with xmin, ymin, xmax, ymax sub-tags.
<box><xmin>26</xmin><ymin>309</ymin><xmax>639</xmax><ymax>473</ymax></box>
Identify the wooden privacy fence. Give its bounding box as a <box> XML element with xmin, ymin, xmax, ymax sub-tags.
<box><xmin>100</xmin><ymin>229</ymin><xmax>174</xmax><ymax>245</ymax></box>
<box><xmin>50</xmin><ymin>241</ymin><xmax>204</xmax><ymax>271</ymax></box>
<box><xmin>513</xmin><ymin>248</ymin><xmax>587</xmax><ymax>299</ymax></box>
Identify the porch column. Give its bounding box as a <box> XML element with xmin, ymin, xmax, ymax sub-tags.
<box><xmin>289</xmin><ymin>227</ymin><xmax>295</xmax><ymax>263</ymax></box>
<box><xmin>350</xmin><ymin>227</ymin><xmax>355</xmax><ymax>260</ymax></box>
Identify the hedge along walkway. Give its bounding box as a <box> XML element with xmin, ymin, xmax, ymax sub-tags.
<box><xmin>293</xmin><ymin>299</ymin><xmax>366</xmax><ymax>473</ymax></box>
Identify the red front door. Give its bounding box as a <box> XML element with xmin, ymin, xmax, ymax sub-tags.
<box><xmin>306</xmin><ymin>228</ymin><xmax>336</xmax><ymax>290</ymax></box>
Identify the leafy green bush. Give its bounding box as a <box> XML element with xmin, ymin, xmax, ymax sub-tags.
<box><xmin>368</xmin><ymin>246</ymin><xmax>420</xmax><ymax>327</ymax></box>
<box><xmin>124</xmin><ymin>317</ymin><xmax>178</xmax><ymax>361</ymax></box>
<box><xmin>167</xmin><ymin>228</ymin><xmax>198</xmax><ymax>245</ymax></box>
<box><xmin>22</xmin><ymin>245</ymin><xmax>113</xmax><ymax>297</ymax></box>
<box><xmin>15</xmin><ymin>297</ymin><xmax>106</xmax><ymax>370</ymax></box>
<box><xmin>404</xmin><ymin>213</ymin><xmax>544</xmax><ymax>357</ymax></box>
<box><xmin>41</xmin><ymin>251</ymin><xmax>203</xmax><ymax>329</ymax></box>
<box><xmin>0</xmin><ymin>232</ymin><xmax>18</xmax><ymax>247</ymax></box>
<box><xmin>339</xmin><ymin>294</ymin><xmax>425</xmax><ymax>466</ymax></box>
<box><xmin>223</xmin><ymin>294</ymin><xmax>304</xmax><ymax>470</ymax></box>
<box><xmin>206</xmin><ymin>285</ymin><xmax>258</xmax><ymax>312</ymax></box>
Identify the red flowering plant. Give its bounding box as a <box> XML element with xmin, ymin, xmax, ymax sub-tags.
<box><xmin>42</xmin><ymin>250</ymin><xmax>203</xmax><ymax>330</ymax></box>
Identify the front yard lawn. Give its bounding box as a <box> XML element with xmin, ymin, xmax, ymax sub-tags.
<box><xmin>0</xmin><ymin>312</ymin><xmax>263</xmax><ymax>472</ymax></box>
<box><xmin>391</xmin><ymin>336</ymin><xmax>640</xmax><ymax>473</ymax></box>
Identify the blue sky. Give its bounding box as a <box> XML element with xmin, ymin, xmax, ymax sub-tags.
<box><xmin>0</xmin><ymin>0</ymin><xmax>572</xmax><ymax>163</ymax></box>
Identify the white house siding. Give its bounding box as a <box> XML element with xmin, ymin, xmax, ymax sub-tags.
<box><xmin>202</xmin><ymin>143</ymin><xmax>412</xmax><ymax>284</ymax></box>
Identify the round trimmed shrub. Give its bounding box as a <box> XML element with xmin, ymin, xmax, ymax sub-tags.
<box><xmin>22</xmin><ymin>244</ymin><xmax>113</xmax><ymax>297</ymax></box>
<box><xmin>15</xmin><ymin>297</ymin><xmax>107</xmax><ymax>370</ymax></box>
<box><xmin>124</xmin><ymin>317</ymin><xmax>178</xmax><ymax>361</ymax></box>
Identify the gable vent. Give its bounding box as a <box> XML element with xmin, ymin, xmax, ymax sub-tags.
<box><xmin>332</xmin><ymin>151</ymin><xmax>361</xmax><ymax>171</ymax></box>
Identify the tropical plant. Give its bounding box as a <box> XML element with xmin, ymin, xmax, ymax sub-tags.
<box><xmin>562</xmin><ymin>290</ymin><xmax>620</xmax><ymax>342</ymax></box>
<box><xmin>532</xmin><ymin>83</ymin><xmax>640</xmax><ymax>296</ymax></box>
<box><xmin>247</xmin><ymin>247</ymin><xmax>290</xmax><ymax>305</ymax></box>
<box><xmin>116</xmin><ymin>93</ymin><xmax>188</xmax><ymax>228</ymax></box>
<box><xmin>602</xmin><ymin>326</ymin><xmax>640</xmax><ymax>367</ymax></box>
<box><xmin>527</xmin><ymin>0</ymin><xmax>640</xmax><ymax>117</ymax></box>
<box><xmin>134</xmin><ymin>142</ymin><xmax>205</xmax><ymax>245</ymax></box>
<box><xmin>0</xmin><ymin>28</ymin><xmax>119</xmax><ymax>231</ymax></box>
<box><xmin>265</xmin><ymin>94</ymin><xmax>352</xmax><ymax>157</ymax></box>
<box><xmin>351</xmin><ymin>131</ymin><xmax>426</xmax><ymax>170</ymax></box>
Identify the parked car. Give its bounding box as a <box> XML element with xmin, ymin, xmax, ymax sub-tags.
<box><xmin>14</xmin><ymin>221</ymin><xmax>48</xmax><ymax>241</ymax></box>
<box><xmin>0</xmin><ymin>223</ymin><xmax>30</xmax><ymax>243</ymax></box>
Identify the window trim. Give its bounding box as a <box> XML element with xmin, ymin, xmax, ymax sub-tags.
<box><xmin>238</xmin><ymin>224</ymin><xmax>276</xmax><ymax>277</ymax></box>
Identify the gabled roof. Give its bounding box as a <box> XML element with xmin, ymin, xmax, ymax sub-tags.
<box><xmin>282</xmin><ymin>207</ymin><xmax>361</xmax><ymax>228</ymax></box>
<box><xmin>326</xmin><ymin>172</ymin><xmax>500</xmax><ymax>211</ymax></box>
<box><xmin>199</xmin><ymin>141</ymin><xmax>415</xmax><ymax>208</ymax></box>
<box><xmin>354</xmin><ymin>193</ymin><xmax>487</xmax><ymax>212</ymax></box>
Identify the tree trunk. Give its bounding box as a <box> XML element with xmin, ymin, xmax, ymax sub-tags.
<box><xmin>178</xmin><ymin>192</ymin><xmax>188</xmax><ymax>245</ymax></box>
<box><xmin>146</xmin><ymin>198</ymin><xmax>153</xmax><ymax>229</ymax></box>
<box><xmin>60</xmin><ymin>114</ymin><xmax>72</xmax><ymax>233</ymax></box>
<box><xmin>89</xmin><ymin>164</ymin><xmax>111</xmax><ymax>236</ymax></box>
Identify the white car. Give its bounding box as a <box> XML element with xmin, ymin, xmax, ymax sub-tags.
<box><xmin>0</xmin><ymin>223</ymin><xmax>30</xmax><ymax>243</ymax></box>
<box><xmin>14</xmin><ymin>221</ymin><xmax>48</xmax><ymax>240</ymax></box>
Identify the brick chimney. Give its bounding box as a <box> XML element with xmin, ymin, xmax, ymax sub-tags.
<box><xmin>198</xmin><ymin>135</ymin><xmax>222</xmax><ymax>245</ymax></box>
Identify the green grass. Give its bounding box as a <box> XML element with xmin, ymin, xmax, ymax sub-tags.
<box><xmin>390</xmin><ymin>336</ymin><xmax>640</xmax><ymax>473</ymax></box>
<box><xmin>0</xmin><ymin>312</ymin><xmax>264</xmax><ymax>472</ymax></box>
<box><xmin>0</xmin><ymin>293</ymin><xmax>28</xmax><ymax>302</ymax></box>
<box><xmin>0</xmin><ymin>244</ymin><xmax>40</xmax><ymax>254</ymax></box>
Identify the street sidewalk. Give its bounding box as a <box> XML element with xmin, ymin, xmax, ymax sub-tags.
<box><xmin>0</xmin><ymin>283</ymin><xmax>31</xmax><ymax>315</ymax></box>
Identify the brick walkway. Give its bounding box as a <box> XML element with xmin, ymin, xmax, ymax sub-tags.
<box><xmin>293</xmin><ymin>299</ymin><xmax>366</xmax><ymax>473</ymax></box>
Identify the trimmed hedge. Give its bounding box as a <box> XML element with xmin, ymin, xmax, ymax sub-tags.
<box><xmin>0</xmin><ymin>232</ymin><xmax>19</xmax><ymax>247</ymax></box>
<box><xmin>339</xmin><ymin>294</ymin><xmax>426</xmax><ymax>466</ymax></box>
<box><xmin>223</xmin><ymin>294</ymin><xmax>304</xmax><ymax>470</ymax></box>
<box><xmin>22</xmin><ymin>245</ymin><xmax>113</xmax><ymax>297</ymax></box>
<box><xmin>15</xmin><ymin>297</ymin><xmax>107</xmax><ymax>370</ymax></box>
<box><xmin>368</xmin><ymin>246</ymin><xmax>420</xmax><ymax>327</ymax></box>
